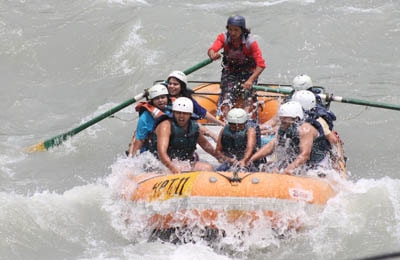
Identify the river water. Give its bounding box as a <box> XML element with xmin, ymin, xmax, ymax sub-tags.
<box><xmin>1</xmin><ymin>0</ymin><xmax>400</xmax><ymax>259</ymax></box>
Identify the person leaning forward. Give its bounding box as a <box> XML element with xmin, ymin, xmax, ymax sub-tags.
<box><xmin>248</xmin><ymin>101</ymin><xmax>331</xmax><ymax>175</ymax></box>
<box><xmin>215</xmin><ymin>108</ymin><xmax>259</xmax><ymax>171</ymax></box>
<box><xmin>155</xmin><ymin>97</ymin><xmax>219</xmax><ymax>174</ymax></box>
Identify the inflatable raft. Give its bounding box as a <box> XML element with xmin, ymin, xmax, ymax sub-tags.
<box><xmin>125</xmin><ymin>170</ymin><xmax>343</xmax><ymax>243</ymax></box>
<box><xmin>123</xmin><ymin>82</ymin><xmax>346</xmax><ymax>243</ymax></box>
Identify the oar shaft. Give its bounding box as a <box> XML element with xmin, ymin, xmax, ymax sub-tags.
<box><xmin>253</xmin><ymin>85</ymin><xmax>293</xmax><ymax>95</ymax></box>
<box><xmin>43</xmin><ymin>93</ymin><xmax>145</xmax><ymax>149</ymax></box>
<box><xmin>183</xmin><ymin>58</ymin><xmax>212</xmax><ymax>75</ymax></box>
<box><xmin>319</xmin><ymin>94</ymin><xmax>400</xmax><ymax>111</ymax></box>
<box><xmin>254</xmin><ymin>85</ymin><xmax>400</xmax><ymax>111</ymax></box>
<box><xmin>27</xmin><ymin>58</ymin><xmax>213</xmax><ymax>152</ymax></box>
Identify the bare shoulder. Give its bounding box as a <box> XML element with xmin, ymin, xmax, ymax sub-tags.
<box><xmin>156</xmin><ymin>119</ymin><xmax>171</xmax><ymax>132</ymax></box>
<box><xmin>298</xmin><ymin>122</ymin><xmax>317</xmax><ymax>136</ymax></box>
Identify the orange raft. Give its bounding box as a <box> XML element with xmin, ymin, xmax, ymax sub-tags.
<box><xmin>125</xmin><ymin>82</ymin><xmax>345</xmax><ymax>242</ymax></box>
<box><xmin>191</xmin><ymin>82</ymin><xmax>286</xmax><ymax>124</ymax></box>
<box><xmin>126</xmin><ymin>171</ymin><xmax>340</xmax><ymax>241</ymax></box>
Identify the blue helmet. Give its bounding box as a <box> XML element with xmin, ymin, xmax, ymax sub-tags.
<box><xmin>227</xmin><ymin>15</ymin><xmax>246</xmax><ymax>28</ymax></box>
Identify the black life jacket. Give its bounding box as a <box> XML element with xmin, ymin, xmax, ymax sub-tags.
<box><xmin>221</xmin><ymin>126</ymin><xmax>249</xmax><ymax>160</ymax></box>
<box><xmin>306</xmin><ymin>104</ymin><xmax>336</xmax><ymax>131</ymax></box>
<box><xmin>167</xmin><ymin>119</ymin><xmax>200</xmax><ymax>161</ymax></box>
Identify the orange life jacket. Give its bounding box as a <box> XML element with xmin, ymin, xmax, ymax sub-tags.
<box><xmin>135</xmin><ymin>101</ymin><xmax>170</xmax><ymax>128</ymax></box>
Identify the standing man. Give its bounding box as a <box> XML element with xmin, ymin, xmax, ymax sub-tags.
<box><xmin>207</xmin><ymin>15</ymin><xmax>266</xmax><ymax>119</ymax></box>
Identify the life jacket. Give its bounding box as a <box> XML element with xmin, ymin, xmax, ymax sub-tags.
<box><xmin>167</xmin><ymin>119</ymin><xmax>200</xmax><ymax>161</ymax></box>
<box><xmin>306</xmin><ymin>103</ymin><xmax>336</xmax><ymax>131</ymax></box>
<box><xmin>221</xmin><ymin>126</ymin><xmax>249</xmax><ymax>160</ymax></box>
<box><xmin>305</xmin><ymin>117</ymin><xmax>332</xmax><ymax>159</ymax></box>
<box><xmin>276</xmin><ymin>121</ymin><xmax>330</xmax><ymax>168</ymax></box>
<box><xmin>135</xmin><ymin>101</ymin><xmax>170</xmax><ymax>128</ymax></box>
<box><xmin>222</xmin><ymin>32</ymin><xmax>256</xmax><ymax>73</ymax></box>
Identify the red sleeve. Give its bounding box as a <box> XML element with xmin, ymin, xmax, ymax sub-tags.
<box><xmin>208</xmin><ymin>33</ymin><xmax>226</xmax><ymax>53</ymax></box>
<box><xmin>249</xmin><ymin>41</ymin><xmax>266</xmax><ymax>68</ymax></box>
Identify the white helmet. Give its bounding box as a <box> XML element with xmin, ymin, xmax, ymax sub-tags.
<box><xmin>291</xmin><ymin>90</ymin><xmax>316</xmax><ymax>111</ymax></box>
<box><xmin>292</xmin><ymin>74</ymin><xmax>313</xmax><ymax>90</ymax></box>
<box><xmin>148</xmin><ymin>84</ymin><xmax>169</xmax><ymax>99</ymax></box>
<box><xmin>168</xmin><ymin>70</ymin><xmax>188</xmax><ymax>86</ymax></box>
<box><xmin>172</xmin><ymin>97</ymin><xmax>193</xmax><ymax>113</ymax></box>
<box><xmin>227</xmin><ymin>108</ymin><xmax>248</xmax><ymax>124</ymax></box>
<box><xmin>278</xmin><ymin>101</ymin><xmax>304</xmax><ymax>120</ymax></box>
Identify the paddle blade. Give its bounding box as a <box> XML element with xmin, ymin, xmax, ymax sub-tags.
<box><xmin>24</xmin><ymin>142</ymin><xmax>46</xmax><ymax>153</ymax></box>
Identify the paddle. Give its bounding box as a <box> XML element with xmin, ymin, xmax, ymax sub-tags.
<box><xmin>253</xmin><ymin>85</ymin><xmax>400</xmax><ymax>111</ymax></box>
<box><xmin>25</xmin><ymin>58</ymin><xmax>213</xmax><ymax>152</ymax></box>
<box><xmin>318</xmin><ymin>94</ymin><xmax>400</xmax><ymax>111</ymax></box>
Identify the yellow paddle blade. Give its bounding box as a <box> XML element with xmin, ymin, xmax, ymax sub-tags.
<box><xmin>24</xmin><ymin>142</ymin><xmax>46</xmax><ymax>153</ymax></box>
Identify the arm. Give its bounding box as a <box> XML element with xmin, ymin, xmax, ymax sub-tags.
<box><xmin>243</xmin><ymin>66</ymin><xmax>265</xmax><ymax>90</ymax></box>
<box><xmin>155</xmin><ymin>120</ymin><xmax>180</xmax><ymax>174</ymax></box>
<box><xmin>128</xmin><ymin>137</ymin><xmax>144</xmax><ymax>157</ymax></box>
<box><xmin>282</xmin><ymin>123</ymin><xmax>316</xmax><ymax>175</ymax></box>
<box><xmin>207</xmin><ymin>33</ymin><xmax>225</xmax><ymax>61</ymax></box>
<box><xmin>239</xmin><ymin>127</ymin><xmax>256</xmax><ymax>167</ymax></box>
<box><xmin>260</xmin><ymin>116</ymin><xmax>279</xmax><ymax>135</ymax></box>
<box><xmin>192</xmin><ymin>98</ymin><xmax>224</xmax><ymax>127</ymax></box>
<box><xmin>243</xmin><ymin>41</ymin><xmax>266</xmax><ymax>90</ymax></box>
<box><xmin>248</xmin><ymin>137</ymin><xmax>276</xmax><ymax>164</ymax></box>
<box><xmin>317</xmin><ymin>117</ymin><xmax>339</xmax><ymax>146</ymax></box>
<box><xmin>127</xmin><ymin>114</ymin><xmax>151</xmax><ymax>157</ymax></box>
<box><xmin>215</xmin><ymin>129</ymin><xmax>235</xmax><ymax>164</ymax></box>
<box><xmin>191</xmin><ymin>98</ymin><xmax>225</xmax><ymax>127</ymax></box>
<box><xmin>199</xmin><ymin>124</ymin><xmax>219</xmax><ymax>143</ymax></box>
<box><xmin>205</xmin><ymin>111</ymin><xmax>225</xmax><ymax>126</ymax></box>
<box><xmin>326</xmin><ymin>132</ymin><xmax>339</xmax><ymax>146</ymax></box>
<box><xmin>197</xmin><ymin>131</ymin><xmax>220</xmax><ymax>161</ymax></box>
<box><xmin>208</xmin><ymin>49</ymin><xmax>222</xmax><ymax>61</ymax></box>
